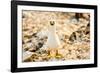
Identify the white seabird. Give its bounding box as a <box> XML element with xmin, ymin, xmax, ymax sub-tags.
<box><xmin>46</xmin><ymin>21</ymin><xmax>61</xmax><ymax>49</ymax></box>
<box><xmin>37</xmin><ymin>21</ymin><xmax>61</xmax><ymax>59</ymax></box>
<box><xmin>46</xmin><ymin>21</ymin><xmax>61</xmax><ymax>58</ymax></box>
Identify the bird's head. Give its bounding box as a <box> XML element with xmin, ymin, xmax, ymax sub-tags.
<box><xmin>48</xmin><ymin>21</ymin><xmax>56</xmax><ymax>33</ymax></box>
<box><xmin>50</xmin><ymin>21</ymin><xmax>55</xmax><ymax>26</ymax></box>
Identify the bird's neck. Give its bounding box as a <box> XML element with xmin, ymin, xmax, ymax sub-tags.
<box><xmin>49</xmin><ymin>25</ymin><xmax>56</xmax><ymax>34</ymax></box>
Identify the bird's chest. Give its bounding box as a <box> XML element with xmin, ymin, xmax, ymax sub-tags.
<box><xmin>47</xmin><ymin>32</ymin><xmax>60</xmax><ymax>48</ymax></box>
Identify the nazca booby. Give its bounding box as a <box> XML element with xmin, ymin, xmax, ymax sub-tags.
<box><xmin>46</xmin><ymin>21</ymin><xmax>61</xmax><ymax>58</ymax></box>
<box><xmin>46</xmin><ymin>21</ymin><xmax>61</xmax><ymax>49</ymax></box>
<box><xmin>36</xmin><ymin>21</ymin><xmax>61</xmax><ymax>59</ymax></box>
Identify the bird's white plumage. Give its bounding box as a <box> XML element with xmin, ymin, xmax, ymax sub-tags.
<box><xmin>38</xmin><ymin>21</ymin><xmax>61</xmax><ymax>50</ymax></box>
<box><xmin>46</xmin><ymin>22</ymin><xmax>61</xmax><ymax>49</ymax></box>
<box><xmin>47</xmin><ymin>34</ymin><xmax>61</xmax><ymax>49</ymax></box>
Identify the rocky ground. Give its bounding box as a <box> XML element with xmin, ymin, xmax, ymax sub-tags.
<box><xmin>22</xmin><ymin>10</ymin><xmax>90</xmax><ymax>62</ymax></box>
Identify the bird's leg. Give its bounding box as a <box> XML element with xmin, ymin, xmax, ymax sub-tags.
<box><xmin>56</xmin><ymin>49</ymin><xmax>58</xmax><ymax>56</ymax></box>
<box><xmin>49</xmin><ymin>48</ymin><xmax>56</xmax><ymax>58</ymax></box>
